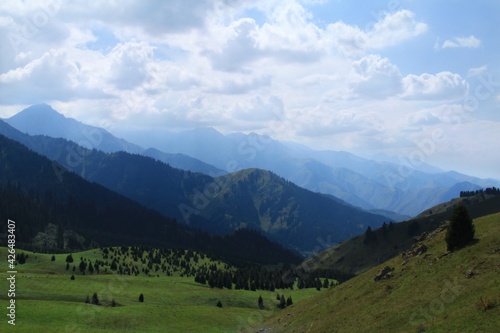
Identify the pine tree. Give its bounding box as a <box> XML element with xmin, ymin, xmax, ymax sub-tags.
<box><xmin>258</xmin><ymin>296</ymin><xmax>264</xmax><ymax>310</ymax></box>
<box><xmin>446</xmin><ymin>203</ymin><xmax>475</xmax><ymax>251</ymax></box>
<box><xmin>92</xmin><ymin>293</ymin><xmax>100</xmax><ymax>305</ymax></box>
<box><xmin>363</xmin><ymin>226</ymin><xmax>377</xmax><ymax>244</ymax></box>
<box><xmin>279</xmin><ymin>295</ymin><xmax>286</xmax><ymax>309</ymax></box>
<box><xmin>51</xmin><ymin>255</ymin><xmax>56</xmax><ymax>261</ymax></box>
<box><xmin>79</xmin><ymin>260</ymin><xmax>86</xmax><ymax>274</ymax></box>
<box><xmin>139</xmin><ymin>293</ymin><xmax>144</xmax><ymax>302</ymax></box>
<box><xmin>216</xmin><ymin>300</ymin><xmax>222</xmax><ymax>308</ymax></box>
<box><xmin>66</xmin><ymin>254</ymin><xmax>74</xmax><ymax>263</ymax></box>
<box><xmin>286</xmin><ymin>296</ymin><xmax>293</xmax><ymax>306</ymax></box>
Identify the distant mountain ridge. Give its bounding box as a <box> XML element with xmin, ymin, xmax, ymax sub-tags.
<box><xmin>115</xmin><ymin>123</ymin><xmax>499</xmax><ymax>216</ymax></box>
<box><xmin>0</xmin><ymin>133</ymin><xmax>302</xmax><ymax>265</ymax></box>
<box><xmin>0</xmin><ymin>120</ymin><xmax>388</xmax><ymax>255</ymax></box>
<box><xmin>3</xmin><ymin>104</ymin><xmax>223</xmax><ymax>175</ymax></box>
<box><xmin>5</xmin><ymin>104</ymin><xmax>500</xmax><ymax>217</ymax></box>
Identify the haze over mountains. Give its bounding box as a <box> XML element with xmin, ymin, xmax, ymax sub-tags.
<box><xmin>4</xmin><ymin>104</ymin><xmax>498</xmax><ymax>218</ymax></box>
<box><xmin>1</xmin><ymin>110</ymin><xmax>389</xmax><ymax>255</ymax></box>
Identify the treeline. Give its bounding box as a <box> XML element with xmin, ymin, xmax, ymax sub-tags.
<box><xmin>195</xmin><ymin>266</ymin><xmax>354</xmax><ymax>291</ymax></box>
<box><xmin>0</xmin><ymin>134</ymin><xmax>302</xmax><ymax>266</ymax></box>
<box><xmin>460</xmin><ymin>187</ymin><xmax>500</xmax><ymax>198</ymax></box>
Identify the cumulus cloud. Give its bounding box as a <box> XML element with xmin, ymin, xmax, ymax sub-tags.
<box><xmin>348</xmin><ymin>54</ymin><xmax>403</xmax><ymax>99</ymax></box>
<box><xmin>0</xmin><ymin>49</ymin><xmax>111</xmax><ymax>104</ymax></box>
<box><xmin>402</xmin><ymin>72</ymin><xmax>469</xmax><ymax>101</ymax></box>
<box><xmin>107</xmin><ymin>42</ymin><xmax>155</xmax><ymax>90</ymax></box>
<box><xmin>442</xmin><ymin>35</ymin><xmax>481</xmax><ymax>49</ymax></box>
<box><xmin>326</xmin><ymin>10</ymin><xmax>427</xmax><ymax>56</ymax></box>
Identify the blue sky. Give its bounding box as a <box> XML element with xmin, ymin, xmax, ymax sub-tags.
<box><xmin>0</xmin><ymin>0</ymin><xmax>499</xmax><ymax>179</ymax></box>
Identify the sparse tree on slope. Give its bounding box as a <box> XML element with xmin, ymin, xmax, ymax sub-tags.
<box><xmin>446</xmin><ymin>203</ymin><xmax>475</xmax><ymax>251</ymax></box>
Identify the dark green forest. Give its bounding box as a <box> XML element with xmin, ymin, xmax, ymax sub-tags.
<box><xmin>0</xmin><ymin>134</ymin><xmax>301</xmax><ymax>266</ymax></box>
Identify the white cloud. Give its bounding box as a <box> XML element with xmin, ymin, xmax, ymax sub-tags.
<box><xmin>106</xmin><ymin>42</ymin><xmax>155</xmax><ymax>90</ymax></box>
<box><xmin>366</xmin><ymin>10</ymin><xmax>428</xmax><ymax>49</ymax></box>
<box><xmin>441</xmin><ymin>35</ymin><xmax>481</xmax><ymax>49</ymax></box>
<box><xmin>349</xmin><ymin>54</ymin><xmax>403</xmax><ymax>99</ymax></box>
<box><xmin>467</xmin><ymin>65</ymin><xmax>487</xmax><ymax>77</ymax></box>
<box><xmin>326</xmin><ymin>9</ymin><xmax>427</xmax><ymax>56</ymax></box>
<box><xmin>0</xmin><ymin>49</ymin><xmax>110</xmax><ymax>104</ymax></box>
<box><xmin>402</xmin><ymin>72</ymin><xmax>468</xmax><ymax>101</ymax></box>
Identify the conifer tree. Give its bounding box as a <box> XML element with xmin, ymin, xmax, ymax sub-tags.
<box><xmin>139</xmin><ymin>293</ymin><xmax>144</xmax><ymax>302</ymax></box>
<box><xmin>258</xmin><ymin>296</ymin><xmax>264</xmax><ymax>310</ymax></box>
<box><xmin>279</xmin><ymin>295</ymin><xmax>286</xmax><ymax>309</ymax></box>
<box><xmin>92</xmin><ymin>293</ymin><xmax>100</xmax><ymax>305</ymax></box>
<box><xmin>446</xmin><ymin>203</ymin><xmax>475</xmax><ymax>251</ymax></box>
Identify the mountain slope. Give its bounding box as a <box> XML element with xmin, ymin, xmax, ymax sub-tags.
<box><xmin>246</xmin><ymin>212</ymin><xmax>500</xmax><ymax>332</ymax></box>
<box><xmin>0</xmin><ymin>122</ymin><xmax>388</xmax><ymax>255</ymax></box>
<box><xmin>0</xmin><ymin>134</ymin><xmax>301</xmax><ymax>265</ymax></box>
<box><xmin>190</xmin><ymin>168</ymin><xmax>387</xmax><ymax>255</ymax></box>
<box><xmin>3</xmin><ymin>105</ymin><xmax>223</xmax><ymax>175</ymax></box>
<box><xmin>301</xmin><ymin>192</ymin><xmax>500</xmax><ymax>275</ymax></box>
<box><xmin>116</xmin><ymin>125</ymin><xmax>500</xmax><ymax>216</ymax></box>
<box><xmin>5</xmin><ymin>103</ymin><xmax>144</xmax><ymax>154</ymax></box>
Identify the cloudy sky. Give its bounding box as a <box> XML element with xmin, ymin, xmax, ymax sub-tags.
<box><xmin>1</xmin><ymin>0</ymin><xmax>499</xmax><ymax>179</ymax></box>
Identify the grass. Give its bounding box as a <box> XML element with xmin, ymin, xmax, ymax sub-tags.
<box><xmin>0</xmin><ymin>247</ymin><xmax>322</xmax><ymax>332</ymax></box>
<box><xmin>244</xmin><ymin>212</ymin><xmax>500</xmax><ymax>332</ymax></box>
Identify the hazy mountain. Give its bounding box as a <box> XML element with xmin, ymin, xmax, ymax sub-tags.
<box><xmin>5</xmin><ymin>103</ymin><xmax>144</xmax><ymax>154</ymax></box>
<box><xmin>3</xmin><ymin>104</ymin><xmax>223</xmax><ymax>175</ymax></box>
<box><xmin>115</xmin><ymin>126</ymin><xmax>500</xmax><ymax>216</ymax></box>
<box><xmin>0</xmin><ymin>133</ymin><xmax>302</xmax><ymax>265</ymax></box>
<box><xmin>190</xmin><ymin>168</ymin><xmax>387</xmax><ymax>255</ymax></box>
<box><xmin>141</xmin><ymin>148</ymin><xmax>224</xmax><ymax>176</ymax></box>
<box><xmin>0</xmin><ymin>121</ymin><xmax>387</xmax><ymax>255</ymax></box>
<box><xmin>7</xmin><ymin>104</ymin><xmax>499</xmax><ymax>217</ymax></box>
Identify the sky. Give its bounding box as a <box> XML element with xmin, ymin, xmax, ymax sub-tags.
<box><xmin>0</xmin><ymin>0</ymin><xmax>499</xmax><ymax>179</ymax></box>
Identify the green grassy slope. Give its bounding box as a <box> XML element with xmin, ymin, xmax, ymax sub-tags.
<box><xmin>0</xmin><ymin>247</ymin><xmax>320</xmax><ymax>332</ymax></box>
<box><xmin>302</xmin><ymin>194</ymin><xmax>500</xmax><ymax>275</ymax></box>
<box><xmin>245</xmin><ymin>212</ymin><xmax>500</xmax><ymax>332</ymax></box>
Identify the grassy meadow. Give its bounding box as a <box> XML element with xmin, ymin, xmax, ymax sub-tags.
<box><xmin>0</xmin><ymin>247</ymin><xmax>322</xmax><ymax>332</ymax></box>
<box><xmin>245</xmin><ymin>212</ymin><xmax>500</xmax><ymax>332</ymax></box>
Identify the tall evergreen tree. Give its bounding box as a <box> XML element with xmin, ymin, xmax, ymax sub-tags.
<box><xmin>446</xmin><ymin>203</ymin><xmax>475</xmax><ymax>251</ymax></box>
<box><xmin>258</xmin><ymin>296</ymin><xmax>264</xmax><ymax>310</ymax></box>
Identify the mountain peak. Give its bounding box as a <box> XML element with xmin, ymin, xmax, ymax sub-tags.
<box><xmin>13</xmin><ymin>104</ymin><xmax>66</xmax><ymax>120</ymax></box>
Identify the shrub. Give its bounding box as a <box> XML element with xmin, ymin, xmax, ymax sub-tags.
<box><xmin>217</xmin><ymin>300</ymin><xmax>222</xmax><ymax>308</ymax></box>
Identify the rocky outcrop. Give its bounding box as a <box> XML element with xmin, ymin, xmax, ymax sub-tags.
<box><xmin>374</xmin><ymin>266</ymin><xmax>394</xmax><ymax>282</ymax></box>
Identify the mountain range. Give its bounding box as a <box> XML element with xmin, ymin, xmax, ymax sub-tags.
<box><xmin>5</xmin><ymin>104</ymin><xmax>497</xmax><ymax>217</ymax></box>
<box><xmin>0</xmin><ymin>118</ymin><xmax>387</xmax><ymax>255</ymax></box>
<box><xmin>4</xmin><ymin>104</ymin><xmax>223</xmax><ymax>176</ymax></box>
<box><xmin>2</xmin><ymin>104</ymin><xmax>499</xmax><ymax>254</ymax></box>
<box><xmin>0</xmin><ymin>133</ymin><xmax>302</xmax><ymax>265</ymax></box>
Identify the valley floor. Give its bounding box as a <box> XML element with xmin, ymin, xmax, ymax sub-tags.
<box><xmin>0</xmin><ymin>249</ymin><xmax>320</xmax><ymax>332</ymax></box>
